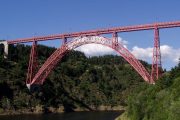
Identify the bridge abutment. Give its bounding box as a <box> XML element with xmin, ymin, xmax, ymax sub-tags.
<box><xmin>0</xmin><ymin>41</ymin><xmax>8</xmax><ymax>59</ymax></box>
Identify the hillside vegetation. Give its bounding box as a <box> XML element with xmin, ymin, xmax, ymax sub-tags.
<box><xmin>0</xmin><ymin>44</ymin><xmax>150</xmax><ymax>113</ymax></box>
<box><xmin>117</xmin><ymin>60</ymin><xmax>180</xmax><ymax>120</ymax></box>
<box><xmin>1</xmin><ymin>44</ymin><xmax>179</xmax><ymax>119</ymax></box>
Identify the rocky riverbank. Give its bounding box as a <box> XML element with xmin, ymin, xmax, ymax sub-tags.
<box><xmin>0</xmin><ymin>105</ymin><xmax>125</xmax><ymax>115</ymax></box>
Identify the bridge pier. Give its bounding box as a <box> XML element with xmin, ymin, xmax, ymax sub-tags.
<box><xmin>0</xmin><ymin>41</ymin><xmax>8</xmax><ymax>59</ymax></box>
<box><xmin>26</xmin><ymin>41</ymin><xmax>39</xmax><ymax>89</ymax></box>
<box><xmin>151</xmin><ymin>26</ymin><xmax>162</xmax><ymax>82</ymax></box>
<box><xmin>112</xmin><ymin>32</ymin><xmax>118</xmax><ymax>49</ymax></box>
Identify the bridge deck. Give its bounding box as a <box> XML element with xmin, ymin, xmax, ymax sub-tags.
<box><xmin>7</xmin><ymin>21</ymin><xmax>180</xmax><ymax>44</ymax></box>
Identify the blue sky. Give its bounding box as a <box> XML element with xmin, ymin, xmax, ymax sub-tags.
<box><xmin>0</xmin><ymin>0</ymin><xmax>180</xmax><ymax>69</ymax></box>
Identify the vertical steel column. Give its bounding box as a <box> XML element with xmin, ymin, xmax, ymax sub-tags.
<box><xmin>26</xmin><ymin>41</ymin><xmax>38</xmax><ymax>87</ymax></box>
<box><xmin>151</xmin><ymin>26</ymin><xmax>162</xmax><ymax>82</ymax></box>
<box><xmin>63</xmin><ymin>37</ymin><xmax>67</xmax><ymax>44</ymax></box>
<box><xmin>112</xmin><ymin>32</ymin><xmax>118</xmax><ymax>49</ymax></box>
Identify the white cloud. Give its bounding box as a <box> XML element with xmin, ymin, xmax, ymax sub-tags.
<box><xmin>118</xmin><ymin>37</ymin><xmax>128</xmax><ymax>49</ymax></box>
<box><xmin>75</xmin><ymin>37</ymin><xmax>128</xmax><ymax>56</ymax></box>
<box><xmin>75</xmin><ymin>44</ymin><xmax>114</xmax><ymax>56</ymax></box>
<box><xmin>131</xmin><ymin>45</ymin><xmax>180</xmax><ymax>63</ymax></box>
<box><xmin>74</xmin><ymin>36</ymin><xmax>180</xmax><ymax>69</ymax></box>
<box><xmin>131</xmin><ymin>46</ymin><xmax>153</xmax><ymax>60</ymax></box>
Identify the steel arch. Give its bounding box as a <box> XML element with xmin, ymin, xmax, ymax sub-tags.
<box><xmin>28</xmin><ymin>36</ymin><xmax>151</xmax><ymax>87</ymax></box>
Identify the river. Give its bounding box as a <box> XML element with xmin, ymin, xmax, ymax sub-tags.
<box><xmin>0</xmin><ymin>111</ymin><xmax>122</xmax><ymax>120</ymax></box>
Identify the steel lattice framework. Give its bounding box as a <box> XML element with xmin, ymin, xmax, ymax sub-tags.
<box><xmin>28</xmin><ymin>36</ymin><xmax>151</xmax><ymax>87</ymax></box>
<box><xmin>2</xmin><ymin>21</ymin><xmax>180</xmax><ymax>89</ymax></box>
<box><xmin>26</xmin><ymin>41</ymin><xmax>39</xmax><ymax>88</ymax></box>
<box><xmin>7</xmin><ymin>21</ymin><xmax>180</xmax><ymax>44</ymax></box>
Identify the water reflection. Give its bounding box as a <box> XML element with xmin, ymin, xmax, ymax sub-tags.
<box><xmin>0</xmin><ymin>111</ymin><xmax>122</xmax><ymax>120</ymax></box>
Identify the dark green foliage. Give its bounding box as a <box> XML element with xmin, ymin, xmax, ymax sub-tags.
<box><xmin>0</xmin><ymin>44</ymin><xmax>147</xmax><ymax>112</ymax></box>
<box><xmin>127</xmin><ymin>63</ymin><xmax>180</xmax><ymax>120</ymax></box>
<box><xmin>1</xmin><ymin>43</ymin><xmax>179</xmax><ymax>117</ymax></box>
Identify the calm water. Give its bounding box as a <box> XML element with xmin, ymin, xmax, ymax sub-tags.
<box><xmin>0</xmin><ymin>111</ymin><xmax>122</xmax><ymax>120</ymax></box>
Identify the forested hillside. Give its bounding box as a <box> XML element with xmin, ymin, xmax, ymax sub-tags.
<box><xmin>1</xmin><ymin>44</ymin><xmax>179</xmax><ymax>119</ymax></box>
<box><xmin>117</xmin><ymin>60</ymin><xmax>180</xmax><ymax>120</ymax></box>
<box><xmin>0</xmin><ymin>44</ymin><xmax>150</xmax><ymax>114</ymax></box>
